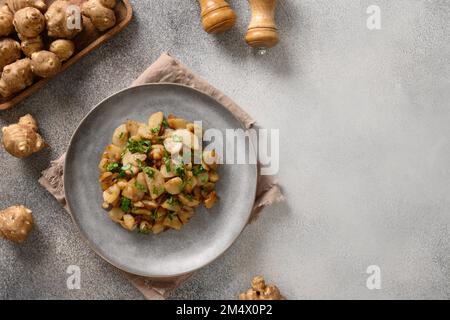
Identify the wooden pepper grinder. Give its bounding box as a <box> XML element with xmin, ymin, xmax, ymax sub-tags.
<box><xmin>245</xmin><ymin>0</ymin><xmax>279</xmax><ymax>54</ymax></box>
<box><xmin>198</xmin><ymin>0</ymin><xmax>237</xmax><ymax>34</ymax></box>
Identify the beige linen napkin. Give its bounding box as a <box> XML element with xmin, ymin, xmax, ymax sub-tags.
<box><xmin>39</xmin><ymin>53</ymin><xmax>284</xmax><ymax>299</ymax></box>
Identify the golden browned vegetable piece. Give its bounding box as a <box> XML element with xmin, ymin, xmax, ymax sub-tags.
<box><xmin>0</xmin><ymin>205</ymin><xmax>33</xmax><ymax>243</ymax></box>
<box><xmin>13</xmin><ymin>7</ymin><xmax>45</xmax><ymax>38</ymax></box>
<box><xmin>1</xmin><ymin>114</ymin><xmax>46</xmax><ymax>158</ymax></box>
<box><xmin>0</xmin><ymin>5</ymin><xmax>14</xmax><ymax>37</ymax></box>
<box><xmin>7</xmin><ymin>0</ymin><xmax>47</xmax><ymax>13</ymax></box>
<box><xmin>31</xmin><ymin>50</ymin><xmax>62</xmax><ymax>78</ymax></box>
<box><xmin>49</xmin><ymin>39</ymin><xmax>75</xmax><ymax>61</ymax></box>
<box><xmin>19</xmin><ymin>34</ymin><xmax>43</xmax><ymax>57</ymax></box>
<box><xmin>0</xmin><ymin>38</ymin><xmax>21</xmax><ymax>71</ymax></box>
<box><xmin>0</xmin><ymin>58</ymin><xmax>33</xmax><ymax>97</ymax></box>
<box><xmin>82</xmin><ymin>0</ymin><xmax>117</xmax><ymax>32</ymax></box>
<box><xmin>239</xmin><ymin>276</ymin><xmax>284</xmax><ymax>300</ymax></box>
<box><xmin>45</xmin><ymin>0</ymin><xmax>83</xmax><ymax>39</ymax></box>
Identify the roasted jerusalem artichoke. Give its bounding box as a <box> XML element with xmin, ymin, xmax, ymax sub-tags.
<box><xmin>239</xmin><ymin>276</ymin><xmax>284</xmax><ymax>300</ymax></box>
<box><xmin>0</xmin><ymin>5</ymin><xmax>14</xmax><ymax>37</ymax></box>
<box><xmin>19</xmin><ymin>34</ymin><xmax>43</xmax><ymax>57</ymax></box>
<box><xmin>82</xmin><ymin>0</ymin><xmax>117</xmax><ymax>32</ymax></box>
<box><xmin>0</xmin><ymin>205</ymin><xmax>33</xmax><ymax>243</ymax></box>
<box><xmin>1</xmin><ymin>114</ymin><xmax>45</xmax><ymax>158</ymax></box>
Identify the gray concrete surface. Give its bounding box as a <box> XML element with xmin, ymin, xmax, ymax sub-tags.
<box><xmin>1</xmin><ymin>0</ymin><xmax>450</xmax><ymax>299</ymax></box>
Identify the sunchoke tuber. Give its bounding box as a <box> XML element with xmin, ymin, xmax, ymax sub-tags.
<box><xmin>0</xmin><ymin>5</ymin><xmax>14</xmax><ymax>37</ymax></box>
<box><xmin>19</xmin><ymin>34</ymin><xmax>44</xmax><ymax>57</ymax></box>
<box><xmin>45</xmin><ymin>0</ymin><xmax>83</xmax><ymax>39</ymax></box>
<box><xmin>31</xmin><ymin>50</ymin><xmax>61</xmax><ymax>77</ymax></box>
<box><xmin>7</xmin><ymin>0</ymin><xmax>47</xmax><ymax>13</ymax></box>
<box><xmin>0</xmin><ymin>38</ymin><xmax>21</xmax><ymax>71</ymax></box>
<box><xmin>49</xmin><ymin>39</ymin><xmax>75</xmax><ymax>61</ymax></box>
<box><xmin>239</xmin><ymin>276</ymin><xmax>284</xmax><ymax>300</ymax></box>
<box><xmin>13</xmin><ymin>7</ymin><xmax>45</xmax><ymax>38</ymax></box>
<box><xmin>1</xmin><ymin>114</ymin><xmax>45</xmax><ymax>158</ymax></box>
<box><xmin>0</xmin><ymin>205</ymin><xmax>33</xmax><ymax>243</ymax></box>
<box><xmin>82</xmin><ymin>0</ymin><xmax>117</xmax><ymax>32</ymax></box>
<box><xmin>0</xmin><ymin>58</ymin><xmax>33</xmax><ymax>97</ymax></box>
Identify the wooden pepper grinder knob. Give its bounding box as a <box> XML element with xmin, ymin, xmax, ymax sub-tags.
<box><xmin>199</xmin><ymin>0</ymin><xmax>237</xmax><ymax>34</ymax></box>
<box><xmin>246</xmin><ymin>0</ymin><xmax>279</xmax><ymax>54</ymax></box>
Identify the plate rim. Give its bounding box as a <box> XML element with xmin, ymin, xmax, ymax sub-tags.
<box><xmin>64</xmin><ymin>83</ymin><xmax>258</xmax><ymax>278</ymax></box>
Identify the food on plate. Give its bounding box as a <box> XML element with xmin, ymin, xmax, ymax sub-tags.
<box><xmin>19</xmin><ymin>34</ymin><xmax>43</xmax><ymax>57</ymax></box>
<box><xmin>239</xmin><ymin>276</ymin><xmax>284</xmax><ymax>300</ymax></box>
<box><xmin>0</xmin><ymin>58</ymin><xmax>33</xmax><ymax>97</ymax></box>
<box><xmin>7</xmin><ymin>0</ymin><xmax>47</xmax><ymax>13</ymax></box>
<box><xmin>0</xmin><ymin>205</ymin><xmax>33</xmax><ymax>243</ymax></box>
<box><xmin>49</xmin><ymin>39</ymin><xmax>75</xmax><ymax>61</ymax></box>
<box><xmin>0</xmin><ymin>38</ymin><xmax>21</xmax><ymax>70</ymax></box>
<box><xmin>82</xmin><ymin>0</ymin><xmax>117</xmax><ymax>32</ymax></box>
<box><xmin>13</xmin><ymin>7</ymin><xmax>45</xmax><ymax>38</ymax></box>
<box><xmin>1</xmin><ymin>113</ymin><xmax>45</xmax><ymax>158</ymax></box>
<box><xmin>45</xmin><ymin>0</ymin><xmax>83</xmax><ymax>39</ymax></box>
<box><xmin>98</xmin><ymin>111</ymin><xmax>220</xmax><ymax>234</ymax></box>
<box><xmin>30</xmin><ymin>50</ymin><xmax>61</xmax><ymax>77</ymax></box>
<box><xmin>0</xmin><ymin>5</ymin><xmax>14</xmax><ymax>37</ymax></box>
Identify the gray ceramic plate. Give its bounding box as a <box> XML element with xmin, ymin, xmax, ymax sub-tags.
<box><xmin>65</xmin><ymin>83</ymin><xmax>257</xmax><ymax>277</ymax></box>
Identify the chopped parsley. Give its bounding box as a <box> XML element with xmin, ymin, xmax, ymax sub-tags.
<box><xmin>199</xmin><ymin>173</ymin><xmax>209</xmax><ymax>183</ymax></box>
<box><xmin>134</xmin><ymin>181</ymin><xmax>147</xmax><ymax>192</ymax></box>
<box><xmin>162</xmin><ymin>119</ymin><xmax>169</xmax><ymax>128</ymax></box>
<box><xmin>138</xmin><ymin>228</ymin><xmax>151</xmax><ymax>235</ymax></box>
<box><xmin>126</xmin><ymin>139</ymin><xmax>151</xmax><ymax>154</ymax></box>
<box><xmin>175</xmin><ymin>163</ymin><xmax>186</xmax><ymax>178</ymax></box>
<box><xmin>118</xmin><ymin>164</ymin><xmax>132</xmax><ymax>178</ymax></box>
<box><xmin>118</xmin><ymin>132</ymin><xmax>124</xmax><ymax>139</ymax></box>
<box><xmin>185</xmin><ymin>194</ymin><xmax>193</xmax><ymax>201</ymax></box>
<box><xmin>193</xmin><ymin>165</ymin><xmax>206</xmax><ymax>176</ymax></box>
<box><xmin>151</xmin><ymin>126</ymin><xmax>160</xmax><ymax>134</ymax></box>
<box><xmin>120</xmin><ymin>197</ymin><xmax>132</xmax><ymax>212</ymax></box>
<box><xmin>168</xmin><ymin>211</ymin><xmax>177</xmax><ymax>220</ymax></box>
<box><xmin>106</xmin><ymin>162</ymin><xmax>120</xmax><ymax>172</ymax></box>
<box><xmin>142</xmin><ymin>166</ymin><xmax>155</xmax><ymax>178</ymax></box>
<box><xmin>152</xmin><ymin>185</ymin><xmax>164</xmax><ymax>195</ymax></box>
<box><xmin>151</xmin><ymin>209</ymin><xmax>159</xmax><ymax>220</ymax></box>
<box><xmin>172</xmin><ymin>134</ymin><xmax>183</xmax><ymax>143</ymax></box>
<box><xmin>164</xmin><ymin>157</ymin><xmax>171</xmax><ymax>172</ymax></box>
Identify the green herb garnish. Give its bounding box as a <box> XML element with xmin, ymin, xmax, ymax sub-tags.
<box><xmin>151</xmin><ymin>210</ymin><xmax>159</xmax><ymax>220</ymax></box>
<box><xmin>118</xmin><ymin>164</ymin><xmax>132</xmax><ymax>178</ymax></box>
<box><xmin>199</xmin><ymin>173</ymin><xmax>209</xmax><ymax>183</ymax></box>
<box><xmin>118</xmin><ymin>132</ymin><xmax>124</xmax><ymax>139</ymax></box>
<box><xmin>134</xmin><ymin>181</ymin><xmax>147</xmax><ymax>192</ymax></box>
<box><xmin>120</xmin><ymin>197</ymin><xmax>132</xmax><ymax>212</ymax></box>
<box><xmin>172</xmin><ymin>134</ymin><xmax>183</xmax><ymax>143</ymax></box>
<box><xmin>185</xmin><ymin>194</ymin><xmax>193</xmax><ymax>201</ymax></box>
<box><xmin>193</xmin><ymin>165</ymin><xmax>206</xmax><ymax>176</ymax></box>
<box><xmin>126</xmin><ymin>139</ymin><xmax>151</xmax><ymax>154</ymax></box>
<box><xmin>162</xmin><ymin>119</ymin><xmax>169</xmax><ymax>128</ymax></box>
<box><xmin>151</xmin><ymin>126</ymin><xmax>160</xmax><ymax>134</ymax></box>
<box><xmin>175</xmin><ymin>163</ymin><xmax>186</xmax><ymax>178</ymax></box>
<box><xmin>142</xmin><ymin>166</ymin><xmax>154</xmax><ymax>178</ymax></box>
<box><xmin>164</xmin><ymin>157</ymin><xmax>171</xmax><ymax>172</ymax></box>
<box><xmin>106</xmin><ymin>162</ymin><xmax>120</xmax><ymax>172</ymax></box>
<box><xmin>168</xmin><ymin>211</ymin><xmax>177</xmax><ymax>220</ymax></box>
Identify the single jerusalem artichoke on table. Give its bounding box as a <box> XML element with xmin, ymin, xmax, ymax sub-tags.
<box><xmin>7</xmin><ymin>0</ymin><xmax>47</xmax><ymax>13</ymax></box>
<box><xmin>82</xmin><ymin>0</ymin><xmax>117</xmax><ymax>32</ymax></box>
<box><xmin>239</xmin><ymin>276</ymin><xmax>284</xmax><ymax>300</ymax></box>
<box><xmin>0</xmin><ymin>5</ymin><xmax>14</xmax><ymax>37</ymax></box>
<box><xmin>0</xmin><ymin>38</ymin><xmax>21</xmax><ymax>70</ymax></box>
<box><xmin>0</xmin><ymin>205</ymin><xmax>33</xmax><ymax>243</ymax></box>
<box><xmin>13</xmin><ymin>6</ymin><xmax>45</xmax><ymax>38</ymax></box>
<box><xmin>1</xmin><ymin>114</ymin><xmax>46</xmax><ymax>158</ymax></box>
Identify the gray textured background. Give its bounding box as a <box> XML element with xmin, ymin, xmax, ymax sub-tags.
<box><xmin>1</xmin><ymin>0</ymin><xmax>450</xmax><ymax>299</ymax></box>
